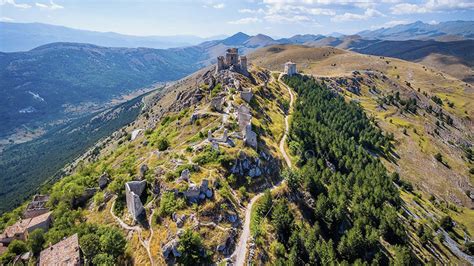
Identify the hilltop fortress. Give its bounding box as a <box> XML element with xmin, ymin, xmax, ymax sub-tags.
<box><xmin>216</xmin><ymin>48</ymin><xmax>248</xmax><ymax>76</ymax></box>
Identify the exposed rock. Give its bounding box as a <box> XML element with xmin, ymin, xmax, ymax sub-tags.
<box><xmin>200</xmin><ymin>179</ymin><xmax>209</xmax><ymax>193</ymax></box>
<box><xmin>240</xmin><ymin>90</ymin><xmax>253</xmax><ymax>103</ymax></box>
<box><xmin>178</xmin><ymin>169</ymin><xmax>190</xmax><ymax>182</ymax></box>
<box><xmin>172</xmin><ymin>213</ymin><xmax>187</xmax><ymax>228</ymax></box>
<box><xmin>162</xmin><ymin>239</ymin><xmax>181</xmax><ymax>259</ymax></box>
<box><xmin>131</xmin><ymin>129</ymin><xmax>142</xmax><ymax>141</ymax></box>
<box><xmin>227</xmin><ymin>214</ymin><xmax>237</xmax><ymax>224</ymax></box>
<box><xmin>248</xmin><ymin>167</ymin><xmax>262</xmax><ymax>178</ymax></box>
<box><xmin>210</xmin><ymin>96</ymin><xmax>225</xmax><ymax>112</ymax></box>
<box><xmin>98</xmin><ymin>172</ymin><xmax>110</xmax><ymax>190</ymax></box>
<box><xmin>139</xmin><ymin>164</ymin><xmax>149</xmax><ymax>179</ymax></box>
<box><xmin>152</xmin><ymin>179</ymin><xmax>161</xmax><ymax>195</ymax></box>
<box><xmin>216</xmin><ymin>229</ymin><xmax>237</xmax><ymax>255</ymax></box>
<box><xmin>244</xmin><ymin>124</ymin><xmax>257</xmax><ymax>149</ymax></box>
<box><xmin>183</xmin><ymin>183</ymin><xmax>200</xmax><ymax>202</ymax></box>
<box><xmin>73</xmin><ymin>188</ymin><xmax>97</xmax><ymax>207</ymax></box>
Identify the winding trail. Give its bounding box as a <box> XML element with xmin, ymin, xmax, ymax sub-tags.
<box><xmin>110</xmin><ymin>198</ymin><xmax>155</xmax><ymax>265</ymax></box>
<box><xmin>232</xmin><ymin>74</ymin><xmax>294</xmax><ymax>266</ymax></box>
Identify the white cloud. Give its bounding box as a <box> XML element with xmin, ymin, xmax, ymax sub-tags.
<box><xmin>262</xmin><ymin>0</ymin><xmax>379</xmax><ymax>7</ymax></box>
<box><xmin>228</xmin><ymin>17</ymin><xmax>261</xmax><ymax>25</ymax></box>
<box><xmin>331</xmin><ymin>8</ymin><xmax>384</xmax><ymax>22</ymax></box>
<box><xmin>391</xmin><ymin>3</ymin><xmax>427</xmax><ymax>14</ymax></box>
<box><xmin>0</xmin><ymin>0</ymin><xmax>31</xmax><ymax>8</ymax></box>
<box><xmin>264</xmin><ymin>14</ymin><xmax>311</xmax><ymax>23</ymax></box>
<box><xmin>0</xmin><ymin>16</ymin><xmax>14</xmax><ymax>21</ymax></box>
<box><xmin>391</xmin><ymin>0</ymin><xmax>474</xmax><ymax>14</ymax></box>
<box><xmin>212</xmin><ymin>3</ymin><xmax>225</xmax><ymax>9</ymax></box>
<box><xmin>35</xmin><ymin>0</ymin><xmax>63</xmax><ymax>10</ymax></box>
<box><xmin>238</xmin><ymin>8</ymin><xmax>265</xmax><ymax>14</ymax></box>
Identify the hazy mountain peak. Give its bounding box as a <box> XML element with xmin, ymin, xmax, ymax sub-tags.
<box><xmin>358</xmin><ymin>20</ymin><xmax>474</xmax><ymax>40</ymax></box>
<box><xmin>222</xmin><ymin>32</ymin><xmax>251</xmax><ymax>46</ymax></box>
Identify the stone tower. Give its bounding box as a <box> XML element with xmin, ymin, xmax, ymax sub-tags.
<box><xmin>239</xmin><ymin>55</ymin><xmax>247</xmax><ymax>74</ymax></box>
<box><xmin>215</xmin><ymin>48</ymin><xmax>249</xmax><ymax>76</ymax></box>
<box><xmin>125</xmin><ymin>180</ymin><xmax>146</xmax><ymax>220</ymax></box>
<box><xmin>225</xmin><ymin>48</ymin><xmax>239</xmax><ymax>66</ymax></box>
<box><xmin>216</xmin><ymin>56</ymin><xmax>225</xmax><ymax>73</ymax></box>
<box><xmin>284</xmin><ymin>61</ymin><xmax>297</xmax><ymax>76</ymax></box>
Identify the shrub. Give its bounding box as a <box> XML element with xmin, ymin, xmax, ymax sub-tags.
<box><xmin>439</xmin><ymin>215</ymin><xmax>453</xmax><ymax>231</ymax></box>
<box><xmin>464</xmin><ymin>242</ymin><xmax>474</xmax><ymax>255</ymax></box>
<box><xmin>8</xmin><ymin>240</ymin><xmax>28</xmax><ymax>254</ymax></box>
<box><xmin>177</xmin><ymin>229</ymin><xmax>210</xmax><ymax>265</ymax></box>
<box><xmin>156</xmin><ymin>137</ymin><xmax>170</xmax><ymax>151</ymax></box>
<box><xmin>27</xmin><ymin>229</ymin><xmax>45</xmax><ymax>254</ymax></box>
<box><xmin>210</xmin><ymin>83</ymin><xmax>222</xmax><ymax>97</ymax></box>
<box><xmin>81</xmin><ymin>234</ymin><xmax>101</xmax><ymax>261</ymax></box>
<box><xmin>270</xmin><ymin>241</ymin><xmax>286</xmax><ymax>257</ymax></box>
<box><xmin>93</xmin><ymin>253</ymin><xmax>115</xmax><ymax>265</ymax></box>
<box><xmin>158</xmin><ymin>192</ymin><xmax>185</xmax><ymax>217</ymax></box>
<box><xmin>99</xmin><ymin>228</ymin><xmax>126</xmax><ymax>259</ymax></box>
<box><xmin>238</xmin><ymin>186</ymin><xmax>248</xmax><ymax>200</ymax></box>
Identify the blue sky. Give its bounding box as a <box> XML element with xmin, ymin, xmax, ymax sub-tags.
<box><xmin>1</xmin><ymin>0</ymin><xmax>473</xmax><ymax>37</ymax></box>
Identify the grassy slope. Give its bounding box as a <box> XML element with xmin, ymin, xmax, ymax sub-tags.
<box><xmin>0</xmin><ymin>66</ymin><xmax>291</xmax><ymax>263</ymax></box>
<box><xmin>91</xmin><ymin>66</ymin><xmax>290</xmax><ymax>263</ymax></box>
<box><xmin>250</xmin><ymin>45</ymin><xmax>474</xmax><ymax>263</ymax></box>
<box><xmin>250</xmin><ymin>45</ymin><xmax>473</xmax><ymax>205</ymax></box>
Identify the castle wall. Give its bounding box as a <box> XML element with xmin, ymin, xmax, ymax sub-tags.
<box><xmin>240</xmin><ymin>56</ymin><xmax>247</xmax><ymax>74</ymax></box>
<box><xmin>125</xmin><ymin>181</ymin><xmax>146</xmax><ymax>220</ymax></box>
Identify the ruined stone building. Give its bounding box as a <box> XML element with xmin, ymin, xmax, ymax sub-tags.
<box><xmin>284</xmin><ymin>61</ymin><xmax>297</xmax><ymax>76</ymax></box>
<box><xmin>39</xmin><ymin>233</ymin><xmax>83</xmax><ymax>266</ymax></box>
<box><xmin>0</xmin><ymin>212</ymin><xmax>52</xmax><ymax>245</ymax></box>
<box><xmin>23</xmin><ymin>195</ymin><xmax>49</xmax><ymax>219</ymax></box>
<box><xmin>125</xmin><ymin>180</ymin><xmax>146</xmax><ymax>220</ymax></box>
<box><xmin>244</xmin><ymin>124</ymin><xmax>257</xmax><ymax>149</ymax></box>
<box><xmin>216</xmin><ymin>48</ymin><xmax>248</xmax><ymax>75</ymax></box>
<box><xmin>237</xmin><ymin>105</ymin><xmax>258</xmax><ymax>149</ymax></box>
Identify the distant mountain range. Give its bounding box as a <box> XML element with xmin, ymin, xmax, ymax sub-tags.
<box><xmin>0</xmin><ymin>22</ymin><xmax>226</xmax><ymax>52</ymax></box>
<box><xmin>2</xmin><ymin>20</ymin><xmax>473</xmax><ymax>53</ymax></box>
<box><xmin>357</xmin><ymin>20</ymin><xmax>474</xmax><ymax>41</ymax></box>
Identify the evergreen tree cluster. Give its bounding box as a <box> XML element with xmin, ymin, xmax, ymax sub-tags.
<box><xmin>263</xmin><ymin>75</ymin><xmax>410</xmax><ymax>264</ymax></box>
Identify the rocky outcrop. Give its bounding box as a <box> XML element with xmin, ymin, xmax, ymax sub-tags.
<box><xmin>172</xmin><ymin>213</ymin><xmax>187</xmax><ymax>228</ymax></box>
<box><xmin>182</xmin><ymin>179</ymin><xmax>213</xmax><ymax>203</ymax></box>
<box><xmin>230</xmin><ymin>152</ymin><xmax>271</xmax><ymax>178</ymax></box>
<box><xmin>162</xmin><ymin>239</ymin><xmax>181</xmax><ymax>260</ymax></box>
<box><xmin>216</xmin><ymin>229</ymin><xmax>237</xmax><ymax>255</ymax></box>
<box><xmin>73</xmin><ymin>188</ymin><xmax>97</xmax><ymax>207</ymax></box>
<box><xmin>98</xmin><ymin>173</ymin><xmax>110</xmax><ymax>190</ymax></box>
<box><xmin>240</xmin><ymin>90</ymin><xmax>253</xmax><ymax>103</ymax></box>
<box><xmin>139</xmin><ymin>164</ymin><xmax>149</xmax><ymax>179</ymax></box>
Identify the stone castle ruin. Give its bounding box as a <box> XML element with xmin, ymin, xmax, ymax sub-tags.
<box><xmin>284</xmin><ymin>61</ymin><xmax>297</xmax><ymax>76</ymax></box>
<box><xmin>125</xmin><ymin>180</ymin><xmax>146</xmax><ymax>221</ymax></box>
<box><xmin>216</xmin><ymin>48</ymin><xmax>248</xmax><ymax>76</ymax></box>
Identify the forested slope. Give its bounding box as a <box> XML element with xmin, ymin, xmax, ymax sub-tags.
<box><xmin>251</xmin><ymin>75</ymin><xmax>407</xmax><ymax>264</ymax></box>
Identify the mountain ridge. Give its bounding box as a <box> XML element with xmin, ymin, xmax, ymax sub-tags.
<box><xmin>0</xmin><ymin>22</ymin><xmax>226</xmax><ymax>52</ymax></box>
